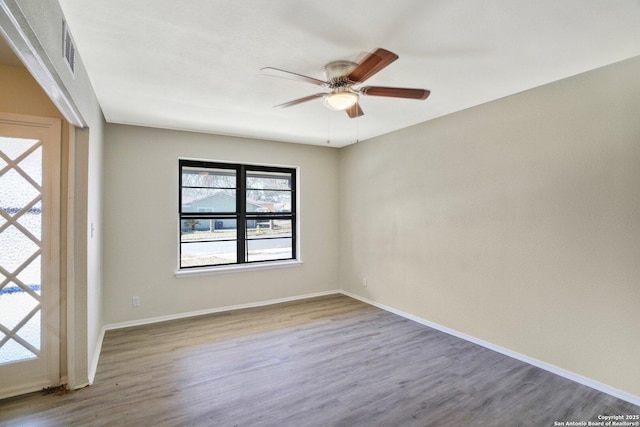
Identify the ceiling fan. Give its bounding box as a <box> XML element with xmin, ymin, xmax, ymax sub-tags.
<box><xmin>260</xmin><ymin>48</ymin><xmax>430</xmax><ymax>118</ymax></box>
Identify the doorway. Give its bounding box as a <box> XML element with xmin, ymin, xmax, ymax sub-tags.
<box><xmin>0</xmin><ymin>112</ymin><xmax>61</xmax><ymax>399</ymax></box>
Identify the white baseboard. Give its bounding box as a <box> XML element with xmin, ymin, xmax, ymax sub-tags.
<box><xmin>101</xmin><ymin>290</ymin><xmax>341</xmax><ymax>333</ymax></box>
<box><xmin>340</xmin><ymin>290</ymin><xmax>640</xmax><ymax>408</ymax></box>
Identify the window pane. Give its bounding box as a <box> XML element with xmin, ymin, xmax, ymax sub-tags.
<box><xmin>246</xmin><ymin>190</ymin><xmax>291</xmax><ymax>212</ymax></box>
<box><xmin>181</xmin><ymin>218</ymin><xmax>237</xmax><ymax>242</ymax></box>
<box><xmin>246</xmin><ymin>170</ymin><xmax>291</xmax><ymax>190</ymax></box>
<box><xmin>246</xmin><ymin>219</ymin><xmax>292</xmax><ymax>238</ymax></box>
<box><xmin>246</xmin><ymin>238</ymin><xmax>292</xmax><ymax>262</ymax></box>
<box><xmin>246</xmin><ymin>219</ymin><xmax>293</xmax><ymax>262</ymax></box>
<box><xmin>182</xmin><ymin>166</ymin><xmax>236</xmax><ymax>189</ymax></box>
<box><xmin>181</xmin><ymin>241</ymin><xmax>237</xmax><ymax>267</ymax></box>
<box><xmin>182</xmin><ymin>189</ymin><xmax>236</xmax><ymax>213</ymax></box>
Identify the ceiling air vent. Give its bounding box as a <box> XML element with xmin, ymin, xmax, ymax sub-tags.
<box><xmin>62</xmin><ymin>21</ymin><xmax>76</xmax><ymax>75</ymax></box>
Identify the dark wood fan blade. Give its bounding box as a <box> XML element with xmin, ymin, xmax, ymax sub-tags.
<box><xmin>346</xmin><ymin>48</ymin><xmax>398</xmax><ymax>83</ymax></box>
<box><xmin>260</xmin><ymin>67</ymin><xmax>328</xmax><ymax>87</ymax></box>
<box><xmin>273</xmin><ymin>93</ymin><xmax>326</xmax><ymax>110</ymax></box>
<box><xmin>360</xmin><ymin>86</ymin><xmax>430</xmax><ymax>100</ymax></box>
<box><xmin>345</xmin><ymin>102</ymin><xmax>364</xmax><ymax>118</ymax></box>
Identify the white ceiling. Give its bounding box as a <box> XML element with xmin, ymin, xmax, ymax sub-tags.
<box><xmin>55</xmin><ymin>0</ymin><xmax>640</xmax><ymax>147</ymax></box>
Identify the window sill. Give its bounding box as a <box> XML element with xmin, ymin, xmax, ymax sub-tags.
<box><xmin>174</xmin><ymin>260</ymin><xmax>303</xmax><ymax>278</ymax></box>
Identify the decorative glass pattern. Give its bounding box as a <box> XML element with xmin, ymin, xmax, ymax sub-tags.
<box><xmin>0</xmin><ymin>136</ymin><xmax>42</xmax><ymax>364</ymax></box>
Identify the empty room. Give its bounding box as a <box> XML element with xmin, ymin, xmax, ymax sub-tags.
<box><xmin>0</xmin><ymin>0</ymin><xmax>639</xmax><ymax>425</ymax></box>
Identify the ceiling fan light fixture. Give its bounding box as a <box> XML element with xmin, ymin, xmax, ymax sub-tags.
<box><xmin>324</xmin><ymin>90</ymin><xmax>358</xmax><ymax>111</ymax></box>
<box><xmin>263</xmin><ymin>48</ymin><xmax>430</xmax><ymax>119</ymax></box>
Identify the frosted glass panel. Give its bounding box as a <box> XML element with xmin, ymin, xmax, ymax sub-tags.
<box><xmin>0</xmin><ymin>290</ymin><xmax>39</xmax><ymax>330</ymax></box>
<box><xmin>17</xmin><ymin>311</ymin><xmax>41</xmax><ymax>351</ymax></box>
<box><xmin>16</xmin><ymin>255</ymin><xmax>41</xmax><ymax>289</ymax></box>
<box><xmin>0</xmin><ymin>137</ymin><xmax>39</xmax><ymax>160</ymax></box>
<box><xmin>0</xmin><ymin>135</ymin><xmax>42</xmax><ymax>364</ymax></box>
<box><xmin>0</xmin><ymin>339</ymin><xmax>37</xmax><ymax>364</ymax></box>
<box><xmin>17</xmin><ymin>209</ymin><xmax>42</xmax><ymax>241</ymax></box>
<box><xmin>0</xmin><ymin>169</ymin><xmax>40</xmax><ymax>214</ymax></box>
<box><xmin>0</xmin><ymin>225</ymin><xmax>40</xmax><ymax>273</ymax></box>
<box><xmin>18</xmin><ymin>147</ymin><xmax>42</xmax><ymax>186</ymax></box>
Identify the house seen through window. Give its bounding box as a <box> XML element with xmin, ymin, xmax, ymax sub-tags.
<box><xmin>179</xmin><ymin>159</ymin><xmax>296</xmax><ymax>269</ymax></box>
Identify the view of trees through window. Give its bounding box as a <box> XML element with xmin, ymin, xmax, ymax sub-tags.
<box><xmin>179</xmin><ymin>160</ymin><xmax>296</xmax><ymax>268</ymax></box>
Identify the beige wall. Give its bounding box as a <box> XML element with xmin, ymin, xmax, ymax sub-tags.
<box><xmin>102</xmin><ymin>124</ymin><xmax>340</xmax><ymax>324</ymax></box>
<box><xmin>0</xmin><ymin>64</ymin><xmax>67</xmax><ymax>118</ymax></box>
<box><xmin>339</xmin><ymin>56</ymin><xmax>640</xmax><ymax>397</ymax></box>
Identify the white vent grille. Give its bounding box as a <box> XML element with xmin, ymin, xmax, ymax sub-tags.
<box><xmin>63</xmin><ymin>21</ymin><xmax>75</xmax><ymax>74</ymax></box>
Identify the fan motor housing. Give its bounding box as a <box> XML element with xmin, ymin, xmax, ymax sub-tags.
<box><xmin>324</xmin><ymin>60</ymin><xmax>357</xmax><ymax>87</ymax></box>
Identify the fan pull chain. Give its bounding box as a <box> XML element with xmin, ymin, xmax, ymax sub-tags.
<box><xmin>326</xmin><ymin>108</ymin><xmax>331</xmax><ymax>144</ymax></box>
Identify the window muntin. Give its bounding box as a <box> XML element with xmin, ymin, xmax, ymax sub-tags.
<box><xmin>179</xmin><ymin>160</ymin><xmax>296</xmax><ymax>269</ymax></box>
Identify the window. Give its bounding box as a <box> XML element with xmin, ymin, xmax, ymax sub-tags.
<box><xmin>179</xmin><ymin>159</ymin><xmax>296</xmax><ymax>269</ymax></box>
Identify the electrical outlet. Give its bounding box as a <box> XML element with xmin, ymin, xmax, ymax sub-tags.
<box><xmin>362</xmin><ymin>277</ymin><xmax>368</xmax><ymax>287</ymax></box>
<box><xmin>132</xmin><ymin>296</ymin><xmax>141</xmax><ymax>307</ymax></box>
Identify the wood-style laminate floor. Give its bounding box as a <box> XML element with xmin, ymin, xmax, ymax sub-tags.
<box><xmin>1</xmin><ymin>294</ymin><xmax>638</xmax><ymax>426</ymax></box>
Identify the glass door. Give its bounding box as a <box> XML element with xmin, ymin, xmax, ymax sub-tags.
<box><xmin>0</xmin><ymin>113</ymin><xmax>61</xmax><ymax>399</ymax></box>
